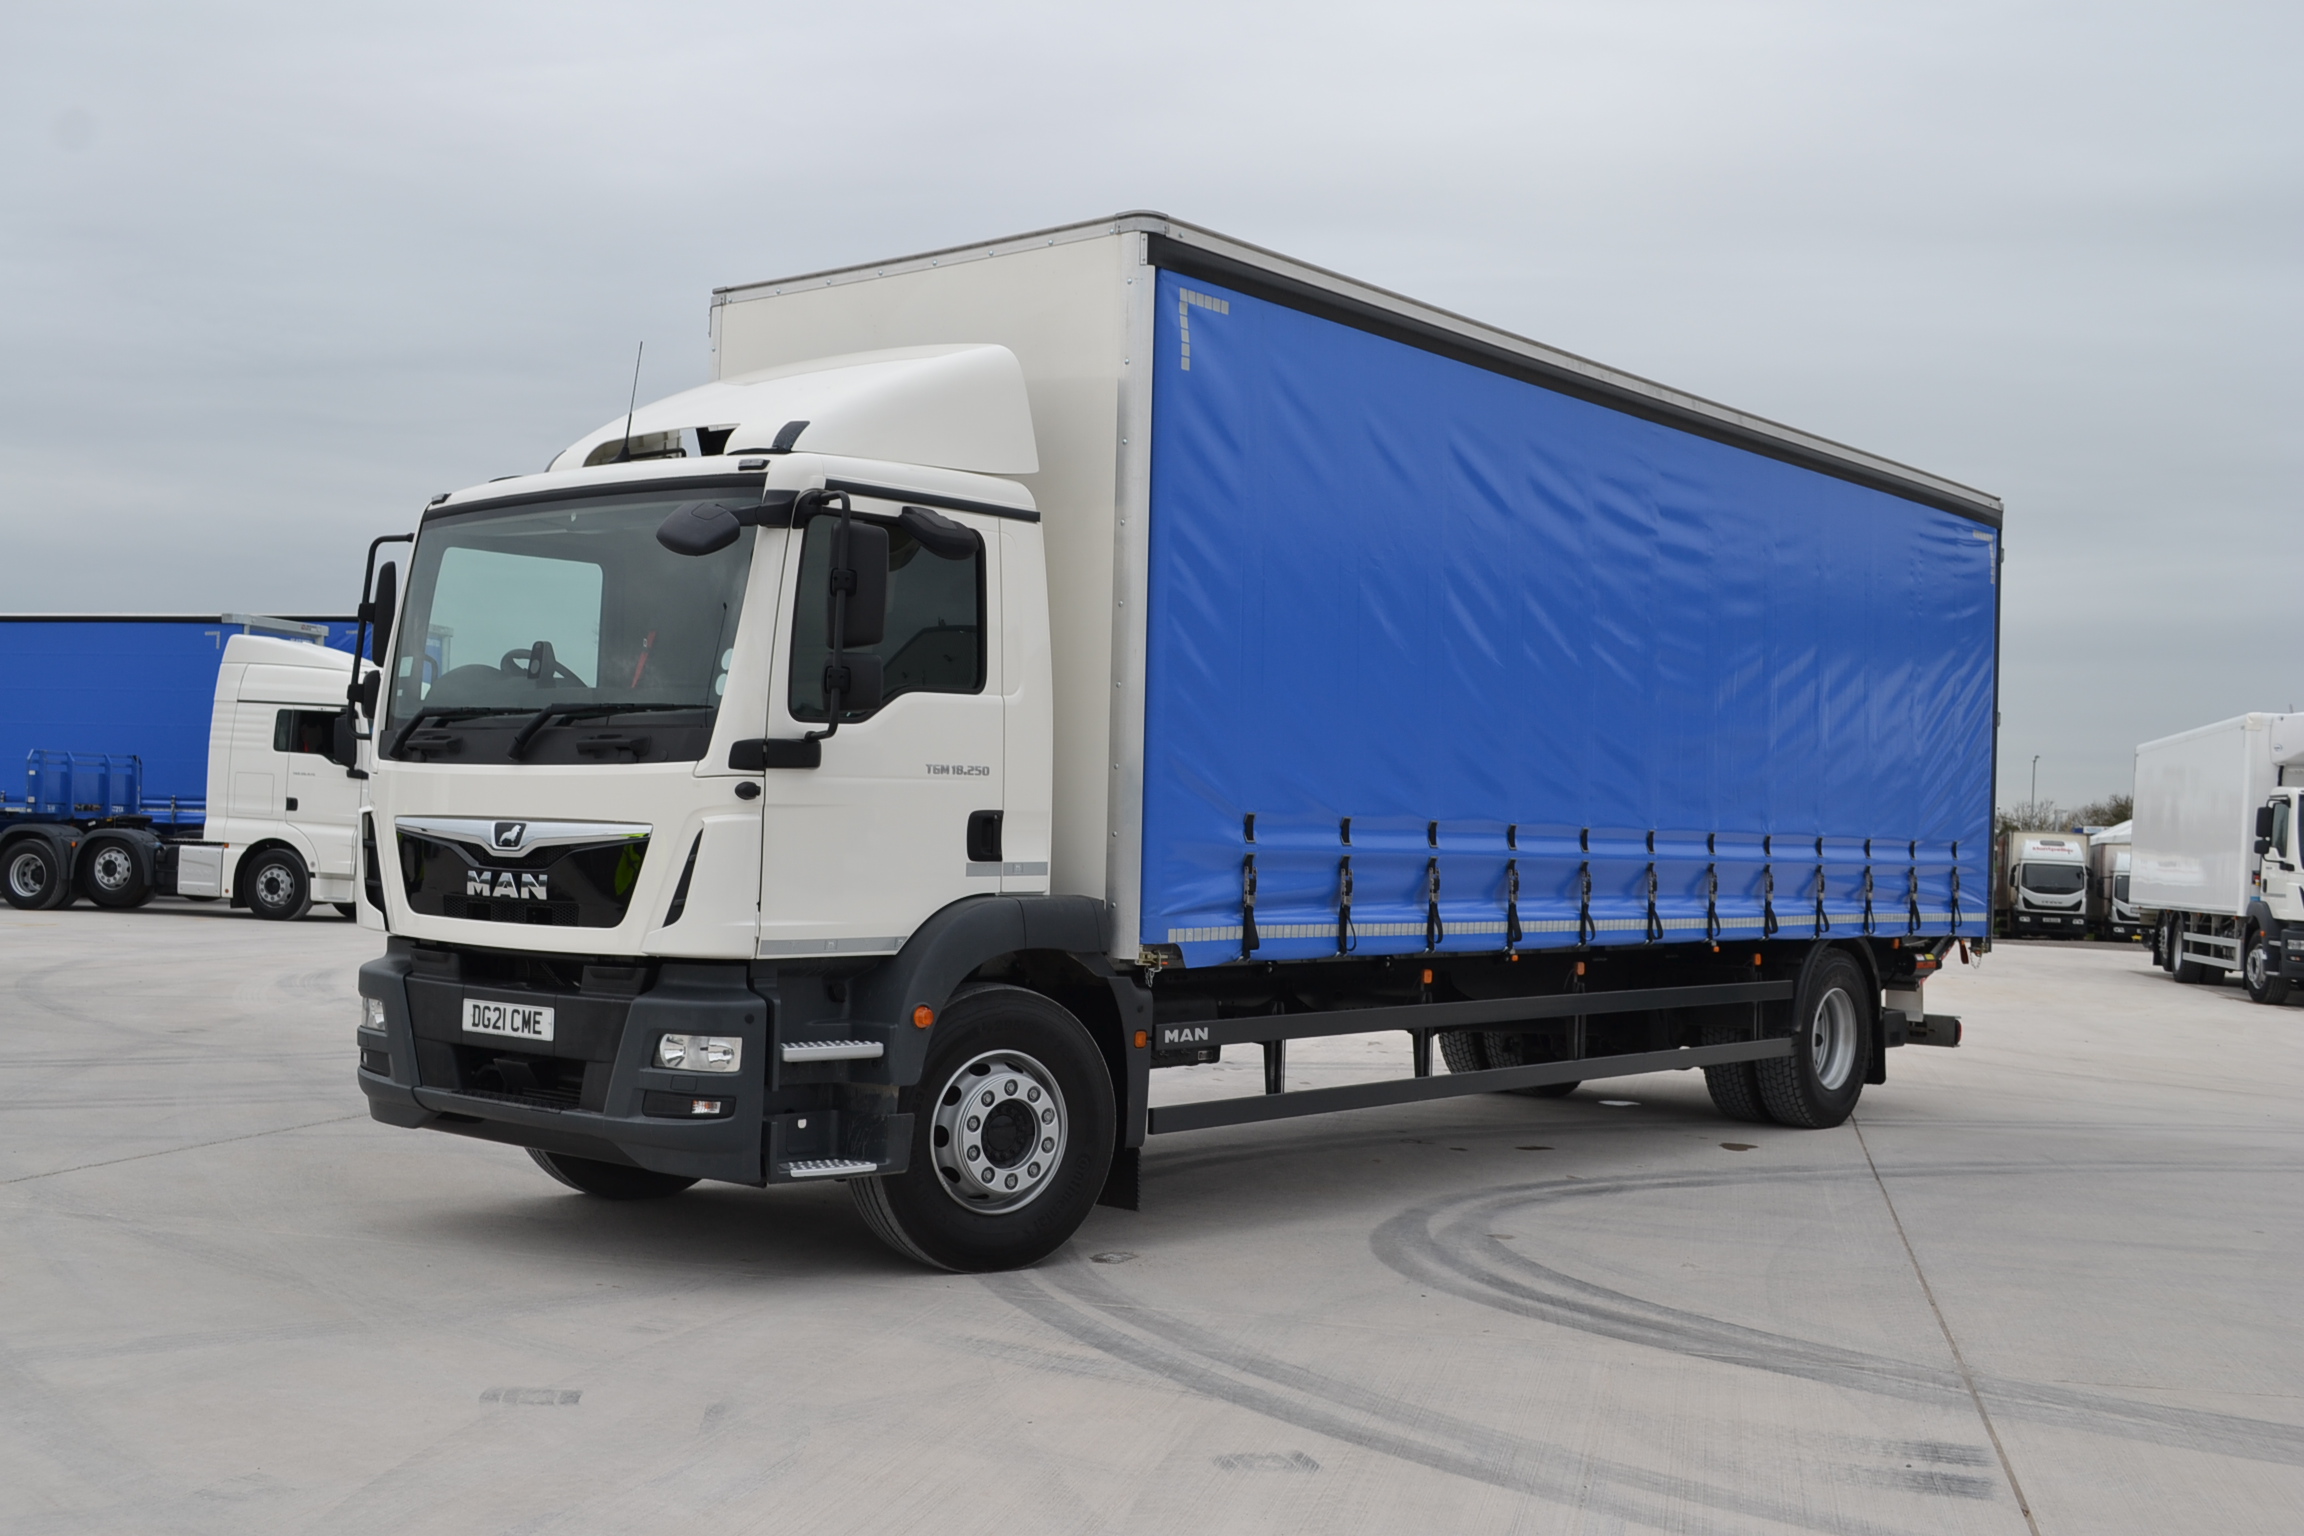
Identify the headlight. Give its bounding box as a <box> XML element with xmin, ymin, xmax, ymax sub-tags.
<box><xmin>362</xmin><ymin>997</ymin><xmax>387</xmax><ymax>1030</ymax></box>
<box><xmin>658</xmin><ymin>1034</ymin><xmax>741</xmax><ymax>1073</ymax></box>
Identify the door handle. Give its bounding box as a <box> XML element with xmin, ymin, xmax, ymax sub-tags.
<box><xmin>966</xmin><ymin>810</ymin><xmax>1004</xmax><ymax>863</ymax></box>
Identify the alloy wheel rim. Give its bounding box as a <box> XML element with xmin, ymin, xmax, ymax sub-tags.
<box><xmin>930</xmin><ymin>1048</ymin><xmax>1068</xmax><ymax>1215</ymax></box>
<box><xmin>8</xmin><ymin>852</ymin><xmax>47</xmax><ymax>899</ymax></box>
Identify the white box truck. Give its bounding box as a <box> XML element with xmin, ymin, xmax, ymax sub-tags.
<box><xmin>2085</xmin><ymin>820</ymin><xmax>2142</xmax><ymax>941</ymax></box>
<box><xmin>349</xmin><ymin>214</ymin><xmax>1998</xmax><ymax>1270</ymax></box>
<box><xmin>1994</xmin><ymin>829</ymin><xmax>2090</xmax><ymax>937</ymax></box>
<box><xmin>2135</xmin><ymin>714</ymin><xmax>2304</xmax><ymax>999</ymax></box>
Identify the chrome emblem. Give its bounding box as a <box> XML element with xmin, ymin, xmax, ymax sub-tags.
<box><xmin>467</xmin><ymin>868</ymin><xmax>548</xmax><ymax>901</ymax></box>
<box><xmin>492</xmin><ymin>821</ymin><xmax>527</xmax><ymax>851</ymax></box>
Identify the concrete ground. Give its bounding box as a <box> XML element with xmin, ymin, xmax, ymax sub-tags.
<box><xmin>2</xmin><ymin>908</ymin><xmax>2298</xmax><ymax>1535</ymax></box>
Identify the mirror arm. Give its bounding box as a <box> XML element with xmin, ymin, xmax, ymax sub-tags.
<box><xmin>802</xmin><ymin>490</ymin><xmax>855</xmax><ymax>745</ymax></box>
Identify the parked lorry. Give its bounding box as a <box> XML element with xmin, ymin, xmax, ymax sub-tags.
<box><xmin>0</xmin><ymin>615</ymin><xmax>366</xmax><ymax>918</ymax></box>
<box><xmin>2134</xmin><ymin>714</ymin><xmax>2304</xmax><ymax>999</ymax></box>
<box><xmin>1994</xmin><ymin>829</ymin><xmax>2090</xmax><ymax>937</ymax></box>
<box><xmin>2085</xmin><ymin>820</ymin><xmax>2143</xmax><ymax>940</ymax></box>
<box><xmin>350</xmin><ymin>214</ymin><xmax>2000</xmax><ymax>1270</ymax></box>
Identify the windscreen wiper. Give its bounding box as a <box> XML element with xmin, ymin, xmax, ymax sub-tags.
<box><xmin>385</xmin><ymin>707</ymin><xmax>526</xmax><ymax>760</ymax></box>
<box><xmin>504</xmin><ymin>702</ymin><xmax>712</xmax><ymax>761</ymax></box>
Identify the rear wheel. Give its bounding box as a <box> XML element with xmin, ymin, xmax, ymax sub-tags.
<box><xmin>528</xmin><ymin>1148</ymin><xmax>698</xmax><ymax>1199</ymax></box>
<box><xmin>1701</xmin><ymin>1024</ymin><xmax>1773</xmax><ymax>1122</ymax></box>
<box><xmin>1437</xmin><ymin>1029</ymin><xmax>1578</xmax><ymax>1097</ymax></box>
<box><xmin>243</xmin><ymin>849</ymin><xmax>311</xmax><ymax>921</ymax></box>
<box><xmin>1755</xmin><ymin>949</ymin><xmax>1869</xmax><ymax>1129</ymax></box>
<box><xmin>4</xmin><ymin>841</ymin><xmax>72</xmax><ymax>911</ymax></box>
<box><xmin>2169</xmin><ymin>919</ymin><xmax>2211</xmax><ymax>983</ymax></box>
<box><xmin>2243</xmin><ymin>929</ymin><xmax>2290</xmax><ymax>1005</ymax></box>
<box><xmin>81</xmin><ymin>837</ymin><xmax>152</xmax><ymax>909</ymax></box>
<box><xmin>851</xmin><ymin>985</ymin><xmax>1114</xmax><ymax>1272</ymax></box>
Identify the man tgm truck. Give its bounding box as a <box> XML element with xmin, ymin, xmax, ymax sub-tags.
<box><xmin>2135</xmin><ymin>714</ymin><xmax>2304</xmax><ymax>1000</ymax></box>
<box><xmin>1</xmin><ymin>618</ymin><xmax>367</xmax><ymax>918</ymax></box>
<box><xmin>351</xmin><ymin>214</ymin><xmax>1998</xmax><ymax>1271</ymax></box>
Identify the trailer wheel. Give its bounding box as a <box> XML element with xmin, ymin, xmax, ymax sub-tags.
<box><xmin>2243</xmin><ymin>929</ymin><xmax>2289</xmax><ymax>1005</ymax></box>
<box><xmin>244</xmin><ymin>849</ymin><xmax>311</xmax><ymax>921</ymax></box>
<box><xmin>81</xmin><ymin>837</ymin><xmax>152</xmax><ymax>909</ymax></box>
<box><xmin>528</xmin><ymin>1148</ymin><xmax>698</xmax><ymax>1199</ymax></box>
<box><xmin>850</xmin><ymin>985</ymin><xmax>1114</xmax><ymax>1272</ymax></box>
<box><xmin>1755</xmin><ymin>950</ymin><xmax>1868</xmax><ymax>1129</ymax></box>
<box><xmin>4</xmin><ymin>841</ymin><xmax>72</xmax><ymax>911</ymax></box>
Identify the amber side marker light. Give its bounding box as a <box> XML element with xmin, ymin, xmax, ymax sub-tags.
<box><xmin>1134</xmin><ymin>1030</ymin><xmax>1150</xmax><ymax>1048</ymax></box>
<box><xmin>912</xmin><ymin>1005</ymin><xmax>935</xmax><ymax>1029</ymax></box>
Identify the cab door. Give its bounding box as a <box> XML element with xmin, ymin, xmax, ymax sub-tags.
<box><xmin>279</xmin><ymin>708</ymin><xmax>360</xmax><ymax>878</ymax></box>
<box><xmin>756</xmin><ymin>506</ymin><xmax>1006</xmax><ymax>958</ymax></box>
<box><xmin>2261</xmin><ymin>795</ymin><xmax>2298</xmax><ymax>920</ymax></box>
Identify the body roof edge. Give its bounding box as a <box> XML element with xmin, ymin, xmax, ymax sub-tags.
<box><xmin>714</xmin><ymin>212</ymin><xmax>2000</xmax><ymax>524</ymax></box>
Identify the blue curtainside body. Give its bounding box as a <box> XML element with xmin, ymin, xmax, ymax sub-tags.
<box><xmin>1140</xmin><ymin>271</ymin><xmax>1998</xmax><ymax>968</ymax></box>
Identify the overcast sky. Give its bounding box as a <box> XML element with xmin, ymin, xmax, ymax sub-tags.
<box><xmin>4</xmin><ymin>1</ymin><xmax>2296</xmax><ymax>807</ymax></box>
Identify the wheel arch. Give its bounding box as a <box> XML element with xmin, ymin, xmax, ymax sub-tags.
<box><xmin>230</xmin><ymin>837</ymin><xmax>307</xmax><ymax>906</ymax></box>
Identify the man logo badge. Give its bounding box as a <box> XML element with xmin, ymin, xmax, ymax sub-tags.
<box><xmin>492</xmin><ymin>821</ymin><xmax>527</xmax><ymax>851</ymax></box>
<box><xmin>468</xmin><ymin>868</ymin><xmax>548</xmax><ymax>900</ymax></box>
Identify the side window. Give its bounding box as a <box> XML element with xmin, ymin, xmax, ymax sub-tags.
<box><xmin>273</xmin><ymin>709</ymin><xmax>336</xmax><ymax>755</ymax></box>
<box><xmin>2274</xmin><ymin>799</ymin><xmax>2292</xmax><ymax>859</ymax></box>
<box><xmin>789</xmin><ymin>516</ymin><xmax>984</xmax><ymax>721</ymax></box>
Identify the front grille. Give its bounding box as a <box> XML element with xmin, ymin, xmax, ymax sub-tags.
<box><xmin>430</xmin><ymin>1045</ymin><xmax>604</xmax><ymax>1111</ymax></box>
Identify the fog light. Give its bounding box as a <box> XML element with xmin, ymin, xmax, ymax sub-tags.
<box><xmin>362</xmin><ymin>997</ymin><xmax>386</xmax><ymax>1030</ymax></box>
<box><xmin>690</xmin><ymin>1099</ymin><xmax>723</xmax><ymax>1115</ymax></box>
<box><xmin>658</xmin><ymin>1034</ymin><xmax>741</xmax><ymax>1073</ymax></box>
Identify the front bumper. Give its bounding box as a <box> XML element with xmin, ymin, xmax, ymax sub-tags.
<box><xmin>2010</xmin><ymin>910</ymin><xmax>2088</xmax><ymax>933</ymax></box>
<box><xmin>356</xmin><ymin>945</ymin><xmax>905</xmax><ymax>1185</ymax></box>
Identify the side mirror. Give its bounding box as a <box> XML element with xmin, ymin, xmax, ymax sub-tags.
<box><xmin>830</xmin><ymin>521</ymin><xmax>890</xmax><ymax>648</ymax></box>
<box><xmin>2256</xmin><ymin>837</ymin><xmax>2274</xmax><ymax>856</ymax></box>
<box><xmin>327</xmin><ymin>706</ymin><xmax>361</xmax><ymax>769</ymax></box>
<box><xmin>2257</xmin><ymin>805</ymin><xmax>2278</xmax><ymax>838</ymax></box>
<box><xmin>657</xmin><ymin>501</ymin><xmax>743</xmax><ymax>556</ymax></box>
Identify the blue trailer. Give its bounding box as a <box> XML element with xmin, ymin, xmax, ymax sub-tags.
<box><xmin>0</xmin><ymin>614</ymin><xmax>357</xmax><ymax>910</ymax></box>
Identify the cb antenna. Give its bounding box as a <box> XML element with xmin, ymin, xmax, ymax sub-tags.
<box><xmin>615</xmin><ymin>341</ymin><xmax>644</xmax><ymax>462</ymax></box>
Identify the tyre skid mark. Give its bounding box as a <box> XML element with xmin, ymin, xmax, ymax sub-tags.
<box><xmin>1372</xmin><ymin>1163</ymin><xmax>2304</xmax><ymax>1468</ymax></box>
<box><xmin>987</xmin><ymin>1258</ymin><xmax>1937</xmax><ymax>1536</ymax></box>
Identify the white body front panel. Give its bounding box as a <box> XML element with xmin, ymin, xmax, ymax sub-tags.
<box><xmin>2133</xmin><ymin>714</ymin><xmax>2288</xmax><ymax>916</ymax></box>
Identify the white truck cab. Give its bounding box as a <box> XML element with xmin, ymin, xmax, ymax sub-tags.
<box><xmin>177</xmin><ymin>634</ymin><xmax>368</xmax><ymax>918</ymax></box>
<box><xmin>1998</xmin><ymin>831</ymin><xmax>2089</xmax><ymax>936</ymax></box>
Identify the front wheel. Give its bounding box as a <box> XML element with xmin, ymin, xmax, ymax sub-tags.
<box><xmin>2243</xmin><ymin>929</ymin><xmax>2290</xmax><ymax>1005</ymax></box>
<box><xmin>243</xmin><ymin>849</ymin><xmax>311</xmax><ymax>921</ymax></box>
<box><xmin>1755</xmin><ymin>949</ymin><xmax>1870</xmax><ymax>1129</ymax></box>
<box><xmin>529</xmin><ymin>1148</ymin><xmax>698</xmax><ymax>1199</ymax></box>
<box><xmin>851</xmin><ymin>985</ymin><xmax>1114</xmax><ymax>1272</ymax></box>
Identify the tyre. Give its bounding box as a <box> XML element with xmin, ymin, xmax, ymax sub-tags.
<box><xmin>529</xmin><ymin>1148</ymin><xmax>698</xmax><ymax>1199</ymax></box>
<box><xmin>243</xmin><ymin>849</ymin><xmax>311</xmax><ymax>921</ymax></box>
<box><xmin>1755</xmin><ymin>949</ymin><xmax>1869</xmax><ymax>1129</ymax></box>
<box><xmin>1700</xmin><ymin>1025</ymin><xmax>1772</xmax><ymax>1123</ymax></box>
<box><xmin>333</xmin><ymin>902</ymin><xmax>358</xmax><ymax>919</ymax></box>
<box><xmin>3</xmin><ymin>840</ymin><xmax>72</xmax><ymax>911</ymax></box>
<box><xmin>850</xmin><ymin>985</ymin><xmax>1114</xmax><ymax>1272</ymax></box>
<box><xmin>1437</xmin><ymin>1028</ymin><xmax>1579</xmax><ymax>1097</ymax></box>
<box><xmin>81</xmin><ymin>837</ymin><xmax>152</xmax><ymax>909</ymax></box>
<box><xmin>2243</xmin><ymin>929</ymin><xmax>2290</xmax><ymax>1005</ymax></box>
<box><xmin>2169</xmin><ymin>921</ymin><xmax>2210</xmax><ymax>984</ymax></box>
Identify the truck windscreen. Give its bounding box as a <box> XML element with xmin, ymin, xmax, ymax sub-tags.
<box><xmin>2018</xmin><ymin>863</ymin><xmax>2085</xmax><ymax>894</ymax></box>
<box><xmin>386</xmin><ymin>490</ymin><xmax>751</xmax><ymax>729</ymax></box>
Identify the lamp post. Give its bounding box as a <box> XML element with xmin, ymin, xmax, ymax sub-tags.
<box><xmin>2031</xmin><ymin>755</ymin><xmax>2041</xmax><ymax>808</ymax></box>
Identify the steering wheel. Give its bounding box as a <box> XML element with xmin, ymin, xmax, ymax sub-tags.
<box><xmin>500</xmin><ymin>641</ymin><xmax>584</xmax><ymax>684</ymax></box>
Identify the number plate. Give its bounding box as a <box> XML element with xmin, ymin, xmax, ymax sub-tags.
<box><xmin>463</xmin><ymin>997</ymin><xmax>555</xmax><ymax>1042</ymax></box>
